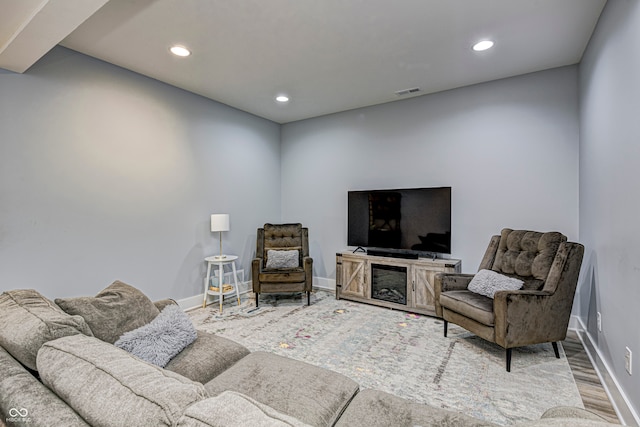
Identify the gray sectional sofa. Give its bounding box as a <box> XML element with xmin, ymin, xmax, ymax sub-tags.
<box><xmin>0</xmin><ymin>281</ymin><xmax>621</xmax><ymax>427</ymax></box>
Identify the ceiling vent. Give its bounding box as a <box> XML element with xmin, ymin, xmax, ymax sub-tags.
<box><xmin>395</xmin><ymin>87</ymin><xmax>421</xmax><ymax>96</ymax></box>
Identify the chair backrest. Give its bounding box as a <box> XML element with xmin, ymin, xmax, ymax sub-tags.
<box><xmin>480</xmin><ymin>228</ymin><xmax>567</xmax><ymax>291</ymax></box>
<box><xmin>257</xmin><ymin>223</ymin><xmax>309</xmax><ymax>268</ymax></box>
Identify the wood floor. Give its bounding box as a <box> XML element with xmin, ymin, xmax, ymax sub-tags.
<box><xmin>562</xmin><ymin>330</ymin><xmax>620</xmax><ymax>424</ymax></box>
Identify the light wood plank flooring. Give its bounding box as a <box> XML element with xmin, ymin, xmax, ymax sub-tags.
<box><xmin>562</xmin><ymin>331</ymin><xmax>620</xmax><ymax>424</ymax></box>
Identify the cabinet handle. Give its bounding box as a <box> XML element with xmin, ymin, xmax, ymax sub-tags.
<box><xmin>412</xmin><ymin>280</ymin><xmax>415</xmax><ymax>292</ymax></box>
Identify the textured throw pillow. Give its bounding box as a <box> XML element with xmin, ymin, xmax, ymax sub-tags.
<box><xmin>0</xmin><ymin>289</ymin><xmax>93</xmax><ymax>370</ymax></box>
<box><xmin>55</xmin><ymin>280</ymin><xmax>160</xmax><ymax>344</ymax></box>
<box><xmin>467</xmin><ymin>269</ymin><xmax>524</xmax><ymax>299</ymax></box>
<box><xmin>115</xmin><ymin>305</ymin><xmax>197</xmax><ymax>367</ymax></box>
<box><xmin>266</xmin><ymin>249</ymin><xmax>299</xmax><ymax>269</ymax></box>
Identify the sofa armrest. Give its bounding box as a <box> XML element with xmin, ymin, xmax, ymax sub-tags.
<box><xmin>434</xmin><ymin>273</ymin><xmax>475</xmax><ymax>317</ymax></box>
<box><xmin>303</xmin><ymin>256</ymin><xmax>313</xmax><ymax>290</ymax></box>
<box><xmin>493</xmin><ymin>290</ymin><xmax>565</xmax><ymax>348</ymax></box>
<box><xmin>251</xmin><ymin>258</ymin><xmax>263</xmax><ymax>292</ymax></box>
<box><xmin>541</xmin><ymin>406</ymin><xmax>610</xmax><ymax>422</ymax></box>
<box><xmin>1</xmin><ymin>345</ymin><xmax>90</xmax><ymax>426</ymax></box>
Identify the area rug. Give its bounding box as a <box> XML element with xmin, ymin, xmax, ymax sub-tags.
<box><xmin>188</xmin><ymin>291</ymin><xmax>583</xmax><ymax>426</ymax></box>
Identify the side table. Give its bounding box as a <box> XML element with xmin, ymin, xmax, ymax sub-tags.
<box><xmin>202</xmin><ymin>255</ymin><xmax>241</xmax><ymax>313</ymax></box>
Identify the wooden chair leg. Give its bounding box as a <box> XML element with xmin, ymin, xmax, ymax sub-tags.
<box><xmin>506</xmin><ymin>348</ymin><xmax>512</xmax><ymax>372</ymax></box>
<box><xmin>552</xmin><ymin>342</ymin><xmax>560</xmax><ymax>359</ymax></box>
<box><xmin>307</xmin><ymin>291</ymin><xmax>311</xmax><ymax>306</ymax></box>
<box><xmin>255</xmin><ymin>293</ymin><xmax>259</xmax><ymax>308</ymax></box>
<box><xmin>443</xmin><ymin>320</ymin><xmax>448</xmax><ymax>337</ymax></box>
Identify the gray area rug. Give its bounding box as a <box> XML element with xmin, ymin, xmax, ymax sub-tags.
<box><xmin>188</xmin><ymin>291</ymin><xmax>583</xmax><ymax>426</ymax></box>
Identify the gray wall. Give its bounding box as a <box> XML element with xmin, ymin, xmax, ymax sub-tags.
<box><xmin>578</xmin><ymin>0</ymin><xmax>640</xmax><ymax>419</ymax></box>
<box><xmin>281</xmin><ymin>66</ymin><xmax>580</xmax><ymax>280</ymax></box>
<box><xmin>0</xmin><ymin>47</ymin><xmax>281</xmax><ymax>301</ymax></box>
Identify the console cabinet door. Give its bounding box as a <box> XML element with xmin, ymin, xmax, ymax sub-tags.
<box><xmin>412</xmin><ymin>265</ymin><xmax>441</xmax><ymax>316</ymax></box>
<box><xmin>341</xmin><ymin>257</ymin><xmax>368</xmax><ymax>299</ymax></box>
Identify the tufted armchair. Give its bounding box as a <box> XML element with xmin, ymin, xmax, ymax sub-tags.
<box><xmin>252</xmin><ymin>223</ymin><xmax>313</xmax><ymax>307</ymax></box>
<box><xmin>434</xmin><ymin>228</ymin><xmax>584</xmax><ymax>371</ymax></box>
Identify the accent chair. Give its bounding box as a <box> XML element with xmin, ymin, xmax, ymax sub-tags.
<box><xmin>434</xmin><ymin>228</ymin><xmax>584</xmax><ymax>372</ymax></box>
<box><xmin>252</xmin><ymin>223</ymin><xmax>313</xmax><ymax>307</ymax></box>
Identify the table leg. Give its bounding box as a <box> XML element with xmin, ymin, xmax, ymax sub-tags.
<box><xmin>231</xmin><ymin>261</ymin><xmax>241</xmax><ymax>306</ymax></box>
<box><xmin>219</xmin><ymin>263</ymin><xmax>224</xmax><ymax>313</ymax></box>
<box><xmin>203</xmin><ymin>261</ymin><xmax>212</xmax><ymax>308</ymax></box>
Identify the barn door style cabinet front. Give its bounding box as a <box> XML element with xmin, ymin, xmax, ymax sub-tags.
<box><xmin>336</xmin><ymin>251</ymin><xmax>461</xmax><ymax>316</ymax></box>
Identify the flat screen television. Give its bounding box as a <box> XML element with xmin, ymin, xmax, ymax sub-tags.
<box><xmin>347</xmin><ymin>187</ymin><xmax>451</xmax><ymax>256</ymax></box>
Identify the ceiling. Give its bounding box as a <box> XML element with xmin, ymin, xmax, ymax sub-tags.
<box><xmin>1</xmin><ymin>0</ymin><xmax>607</xmax><ymax>124</ymax></box>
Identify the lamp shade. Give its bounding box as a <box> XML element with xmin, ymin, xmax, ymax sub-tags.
<box><xmin>210</xmin><ymin>214</ymin><xmax>230</xmax><ymax>232</ymax></box>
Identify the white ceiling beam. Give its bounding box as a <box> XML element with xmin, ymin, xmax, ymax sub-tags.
<box><xmin>0</xmin><ymin>0</ymin><xmax>110</xmax><ymax>73</ymax></box>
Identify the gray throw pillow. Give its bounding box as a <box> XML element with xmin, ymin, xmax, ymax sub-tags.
<box><xmin>467</xmin><ymin>269</ymin><xmax>524</xmax><ymax>299</ymax></box>
<box><xmin>55</xmin><ymin>281</ymin><xmax>160</xmax><ymax>344</ymax></box>
<box><xmin>0</xmin><ymin>289</ymin><xmax>93</xmax><ymax>371</ymax></box>
<box><xmin>115</xmin><ymin>305</ymin><xmax>197</xmax><ymax>367</ymax></box>
<box><xmin>266</xmin><ymin>249</ymin><xmax>299</xmax><ymax>269</ymax></box>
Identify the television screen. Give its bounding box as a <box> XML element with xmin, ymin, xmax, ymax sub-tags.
<box><xmin>347</xmin><ymin>187</ymin><xmax>451</xmax><ymax>255</ymax></box>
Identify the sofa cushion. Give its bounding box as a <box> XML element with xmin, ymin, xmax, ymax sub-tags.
<box><xmin>468</xmin><ymin>269</ymin><xmax>524</xmax><ymax>299</ymax></box>
<box><xmin>176</xmin><ymin>391</ymin><xmax>312</xmax><ymax>427</ymax></box>
<box><xmin>0</xmin><ymin>289</ymin><xmax>93</xmax><ymax>370</ymax></box>
<box><xmin>115</xmin><ymin>304</ymin><xmax>197</xmax><ymax>367</ymax></box>
<box><xmin>259</xmin><ymin>269</ymin><xmax>306</xmax><ymax>283</ymax></box>
<box><xmin>55</xmin><ymin>280</ymin><xmax>160</xmax><ymax>344</ymax></box>
<box><xmin>0</xmin><ymin>345</ymin><xmax>90</xmax><ymax>426</ymax></box>
<box><xmin>205</xmin><ymin>351</ymin><xmax>359</xmax><ymax>427</ymax></box>
<box><xmin>165</xmin><ymin>330</ymin><xmax>250</xmax><ymax>384</ymax></box>
<box><xmin>37</xmin><ymin>334</ymin><xmax>207</xmax><ymax>427</ymax></box>
<box><xmin>439</xmin><ymin>290</ymin><xmax>495</xmax><ymax>326</ymax></box>
<box><xmin>335</xmin><ymin>389</ymin><xmax>497</xmax><ymax>427</ymax></box>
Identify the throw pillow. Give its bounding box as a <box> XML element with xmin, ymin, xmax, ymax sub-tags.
<box><xmin>0</xmin><ymin>289</ymin><xmax>93</xmax><ymax>370</ymax></box>
<box><xmin>467</xmin><ymin>269</ymin><xmax>524</xmax><ymax>299</ymax></box>
<box><xmin>266</xmin><ymin>249</ymin><xmax>299</xmax><ymax>269</ymax></box>
<box><xmin>115</xmin><ymin>304</ymin><xmax>197</xmax><ymax>367</ymax></box>
<box><xmin>55</xmin><ymin>280</ymin><xmax>160</xmax><ymax>344</ymax></box>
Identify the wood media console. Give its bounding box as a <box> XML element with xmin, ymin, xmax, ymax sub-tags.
<box><xmin>335</xmin><ymin>251</ymin><xmax>461</xmax><ymax>317</ymax></box>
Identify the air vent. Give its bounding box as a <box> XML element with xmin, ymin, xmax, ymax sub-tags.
<box><xmin>395</xmin><ymin>87</ymin><xmax>421</xmax><ymax>96</ymax></box>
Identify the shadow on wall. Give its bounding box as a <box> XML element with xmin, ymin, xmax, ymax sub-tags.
<box><xmin>310</xmin><ymin>240</ymin><xmax>325</xmax><ymax>278</ymax></box>
<box><xmin>241</xmin><ymin>234</ymin><xmax>257</xmax><ymax>282</ymax></box>
<box><xmin>576</xmin><ymin>248</ymin><xmax>601</xmax><ymax>345</ymax></box>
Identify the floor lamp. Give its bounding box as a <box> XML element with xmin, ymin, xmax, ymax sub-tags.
<box><xmin>210</xmin><ymin>214</ymin><xmax>229</xmax><ymax>259</ymax></box>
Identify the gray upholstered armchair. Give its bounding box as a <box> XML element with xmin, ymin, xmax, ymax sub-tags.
<box><xmin>252</xmin><ymin>223</ymin><xmax>313</xmax><ymax>307</ymax></box>
<box><xmin>434</xmin><ymin>229</ymin><xmax>584</xmax><ymax>372</ymax></box>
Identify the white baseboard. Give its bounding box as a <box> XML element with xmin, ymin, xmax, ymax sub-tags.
<box><xmin>313</xmin><ymin>277</ymin><xmax>336</xmax><ymax>292</ymax></box>
<box><xmin>178</xmin><ymin>280</ymin><xmax>252</xmax><ymax>312</ymax></box>
<box><xmin>570</xmin><ymin>316</ymin><xmax>640</xmax><ymax>426</ymax></box>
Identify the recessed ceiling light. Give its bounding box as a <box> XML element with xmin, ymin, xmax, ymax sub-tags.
<box><xmin>170</xmin><ymin>45</ymin><xmax>191</xmax><ymax>57</ymax></box>
<box><xmin>275</xmin><ymin>95</ymin><xmax>290</xmax><ymax>103</ymax></box>
<box><xmin>472</xmin><ymin>40</ymin><xmax>494</xmax><ymax>52</ymax></box>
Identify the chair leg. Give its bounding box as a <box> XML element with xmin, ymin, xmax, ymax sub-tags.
<box><xmin>307</xmin><ymin>291</ymin><xmax>311</xmax><ymax>306</ymax></box>
<box><xmin>255</xmin><ymin>293</ymin><xmax>259</xmax><ymax>308</ymax></box>
<box><xmin>506</xmin><ymin>348</ymin><xmax>512</xmax><ymax>372</ymax></box>
<box><xmin>552</xmin><ymin>342</ymin><xmax>560</xmax><ymax>359</ymax></box>
<box><xmin>443</xmin><ymin>320</ymin><xmax>448</xmax><ymax>337</ymax></box>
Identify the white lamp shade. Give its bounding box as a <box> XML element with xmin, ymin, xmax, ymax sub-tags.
<box><xmin>210</xmin><ymin>214</ymin><xmax>230</xmax><ymax>232</ymax></box>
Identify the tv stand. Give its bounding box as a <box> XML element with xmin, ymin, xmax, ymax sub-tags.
<box><xmin>335</xmin><ymin>251</ymin><xmax>461</xmax><ymax>317</ymax></box>
<box><xmin>352</xmin><ymin>246</ymin><xmax>366</xmax><ymax>253</ymax></box>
